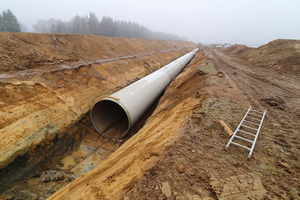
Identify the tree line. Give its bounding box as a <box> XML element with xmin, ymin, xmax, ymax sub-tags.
<box><xmin>32</xmin><ymin>12</ymin><xmax>185</xmax><ymax>40</ymax></box>
<box><xmin>0</xmin><ymin>9</ymin><xmax>185</xmax><ymax>40</ymax></box>
<box><xmin>0</xmin><ymin>9</ymin><xmax>21</xmax><ymax>32</ymax></box>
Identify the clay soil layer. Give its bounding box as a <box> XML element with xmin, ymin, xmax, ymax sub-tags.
<box><xmin>0</xmin><ymin>32</ymin><xmax>195</xmax><ymax>195</ymax></box>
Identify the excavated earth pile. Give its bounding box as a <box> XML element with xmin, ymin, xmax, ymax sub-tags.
<box><xmin>227</xmin><ymin>39</ymin><xmax>300</xmax><ymax>75</ymax></box>
<box><xmin>0</xmin><ymin>32</ymin><xmax>195</xmax><ymax>199</ymax></box>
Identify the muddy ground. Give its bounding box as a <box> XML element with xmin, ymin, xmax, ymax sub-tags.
<box><xmin>1</xmin><ymin>34</ymin><xmax>300</xmax><ymax>200</ymax></box>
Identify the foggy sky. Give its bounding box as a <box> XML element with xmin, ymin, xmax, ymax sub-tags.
<box><xmin>2</xmin><ymin>0</ymin><xmax>300</xmax><ymax>47</ymax></box>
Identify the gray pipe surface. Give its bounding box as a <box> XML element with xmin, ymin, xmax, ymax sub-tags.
<box><xmin>91</xmin><ymin>48</ymin><xmax>198</xmax><ymax>139</ymax></box>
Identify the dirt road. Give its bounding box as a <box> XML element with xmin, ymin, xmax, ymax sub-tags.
<box><xmin>128</xmin><ymin>46</ymin><xmax>300</xmax><ymax>199</ymax></box>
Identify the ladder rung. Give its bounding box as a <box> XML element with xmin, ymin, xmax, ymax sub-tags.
<box><xmin>250</xmin><ymin>109</ymin><xmax>264</xmax><ymax>114</ymax></box>
<box><xmin>231</xmin><ymin>142</ymin><xmax>251</xmax><ymax>150</ymax></box>
<box><xmin>246</xmin><ymin>117</ymin><xmax>261</xmax><ymax>122</ymax></box>
<box><xmin>235</xmin><ymin>135</ymin><xmax>254</xmax><ymax>143</ymax></box>
<box><xmin>244</xmin><ymin>120</ymin><xmax>260</xmax><ymax>126</ymax></box>
<box><xmin>241</xmin><ymin>125</ymin><xmax>258</xmax><ymax>131</ymax></box>
<box><xmin>238</xmin><ymin>130</ymin><xmax>256</xmax><ymax>137</ymax></box>
<box><xmin>248</xmin><ymin>112</ymin><xmax>263</xmax><ymax>118</ymax></box>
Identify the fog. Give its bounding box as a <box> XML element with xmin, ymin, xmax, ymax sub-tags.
<box><xmin>2</xmin><ymin>0</ymin><xmax>300</xmax><ymax>47</ymax></box>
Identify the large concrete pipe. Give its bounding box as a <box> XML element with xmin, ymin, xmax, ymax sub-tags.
<box><xmin>91</xmin><ymin>48</ymin><xmax>198</xmax><ymax>139</ymax></box>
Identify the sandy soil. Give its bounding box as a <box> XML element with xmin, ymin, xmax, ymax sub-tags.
<box><xmin>127</xmin><ymin>44</ymin><xmax>300</xmax><ymax>200</ymax></box>
<box><xmin>0</xmin><ymin>32</ymin><xmax>195</xmax><ymax>198</ymax></box>
<box><xmin>1</xmin><ymin>34</ymin><xmax>300</xmax><ymax>200</ymax></box>
<box><xmin>226</xmin><ymin>39</ymin><xmax>300</xmax><ymax>76</ymax></box>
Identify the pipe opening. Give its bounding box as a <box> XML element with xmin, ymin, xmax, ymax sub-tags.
<box><xmin>91</xmin><ymin>100</ymin><xmax>130</xmax><ymax>139</ymax></box>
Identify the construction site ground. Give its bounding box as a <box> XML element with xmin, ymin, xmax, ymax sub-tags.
<box><xmin>0</xmin><ymin>33</ymin><xmax>300</xmax><ymax>200</ymax></box>
<box><xmin>127</xmin><ymin>45</ymin><xmax>300</xmax><ymax>200</ymax></box>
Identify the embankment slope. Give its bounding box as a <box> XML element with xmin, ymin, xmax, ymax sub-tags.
<box><xmin>226</xmin><ymin>39</ymin><xmax>300</xmax><ymax>75</ymax></box>
<box><xmin>48</xmin><ymin>49</ymin><xmax>207</xmax><ymax>200</ymax></box>
<box><xmin>0</xmin><ymin>32</ymin><xmax>195</xmax><ymax>189</ymax></box>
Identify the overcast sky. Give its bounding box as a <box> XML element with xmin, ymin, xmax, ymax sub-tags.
<box><xmin>2</xmin><ymin>0</ymin><xmax>300</xmax><ymax>47</ymax></box>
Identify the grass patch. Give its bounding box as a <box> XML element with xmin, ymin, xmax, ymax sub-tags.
<box><xmin>267</xmin><ymin>165</ymin><xmax>274</xmax><ymax>170</ymax></box>
<box><xmin>197</xmin><ymin>65</ymin><xmax>218</xmax><ymax>75</ymax></box>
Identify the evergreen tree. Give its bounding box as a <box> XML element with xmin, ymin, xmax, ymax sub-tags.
<box><xmin>88</xmin><ymin>12</ymin><xmax>100</xmax><ymax>35</ymax></box>
<box><xmin>0</xmin><ymin>14</ymin><xmax>3</xmax><ymax>31</ymax></box>
<box><xmin>0</xmin><ymin>9</ymin><xmax>21</xmax><ymax>32</ymax></box>
<box><xmin>32</xmin><ymin>12</ymin><xmax>185</xmax><ymax>40</ymax></box>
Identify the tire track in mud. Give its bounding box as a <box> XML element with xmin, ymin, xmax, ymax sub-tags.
<box><xmin>207</xmin><ymin>48</ymin><xmax>266</xmax><ymax>110</ymax></box>
<box><xmin>208</xmin><ymin>47</ymin><xmax>300</xmax><ymax>160</ymax></box>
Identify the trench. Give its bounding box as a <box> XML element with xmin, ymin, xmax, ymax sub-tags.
<box><xmin>1</xmin><ymin>102</ymin><xmax>160</xmax><ymax>199</ymax></box>
<box><xmin>0</xmin><ymin>85</ymin><xmax>162</xmax><ymax>200</ymax></box>
<box><xmin>0</xmin><ymin>48</ymin><xmax>197</xmax><ymax>199</ymax></box>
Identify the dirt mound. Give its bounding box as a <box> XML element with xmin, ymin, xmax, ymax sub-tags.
<box><xmin>0</xmin><ymin>32</ymin><xmax>193</xmax><ymax>73</ymax></box>
<box><xmin>224</xmin><ymin>44</ymin><xmax>252</xmax><ymax>55</ymax></box>
<box><xmin>241</xmin><ymin>39</ymin><xmax>300</xmax><ymax>75</ymax></box>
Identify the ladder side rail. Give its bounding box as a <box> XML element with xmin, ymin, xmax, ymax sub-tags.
<box><xmin>225</xmin><ymin>106</ymin><xmax>252</xmax><ymax>150</ymax></box>
<box><xmin>248</xmin><ymin>110</ymin><xmax>267</xmax><ymax>159</ymax></box>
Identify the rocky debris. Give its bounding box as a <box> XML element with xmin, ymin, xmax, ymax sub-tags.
<box><xmin>261</xmin><ymin>96</ymin><xmax>285</xmax><ymax>110</ymax></box>
<box><xmin>195</xmin><ymin>91</ymin><xmax>201</xmax><ymax>98</ymax></box>
<box><xmin>32</xmin><ymin>172</ymin><xmax>41</xmax><ymax>178</ymax></box>
<box><xmin>40</xmin><ymin>170</ymin><xmax>65</xmax><ymax>183</ymax></box>
<box><xmin>217</xmin><ymin>72</ymin><xmax>225</xmax><ymax>78</ymax></box>
<box><xmin>278</xmin><ymin>161</ymin><xmax>289</xmax><ymax>168</ymax></box>
<box><xmin>161</xmin><ymin>182</ymin><xmax>172</xmax><ymax>197</ymax></box>
<box><xmin>210</xmin><ymin>173</ymin><xmax>267</xmax><ymax>200</ymax></box>
<box><xmin>177</xmin><ymin>164</ymin><xmax>185</xmax><ymax>173</ymax></box>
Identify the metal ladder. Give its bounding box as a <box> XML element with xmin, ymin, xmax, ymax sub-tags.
<box><xmin>225</xmin><ymin>106</ymin><xmax>267</xmax><ymax>159</ymax></box>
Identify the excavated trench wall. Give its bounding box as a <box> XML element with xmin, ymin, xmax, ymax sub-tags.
<box><xmin>0</xmin><ymin>32</ymin><xmax>195</xmax><ymax>193</ymax></box>
<box><xmin>49</xmin><ymin>49</ymin><xmax>207</xmax><ymax>200</ymax></box>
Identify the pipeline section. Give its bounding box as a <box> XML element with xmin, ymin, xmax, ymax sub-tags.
<box><xmin>91</xmin><ymin>48</ymin><xmax>198</xmax><ymax>139</ymax></box>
